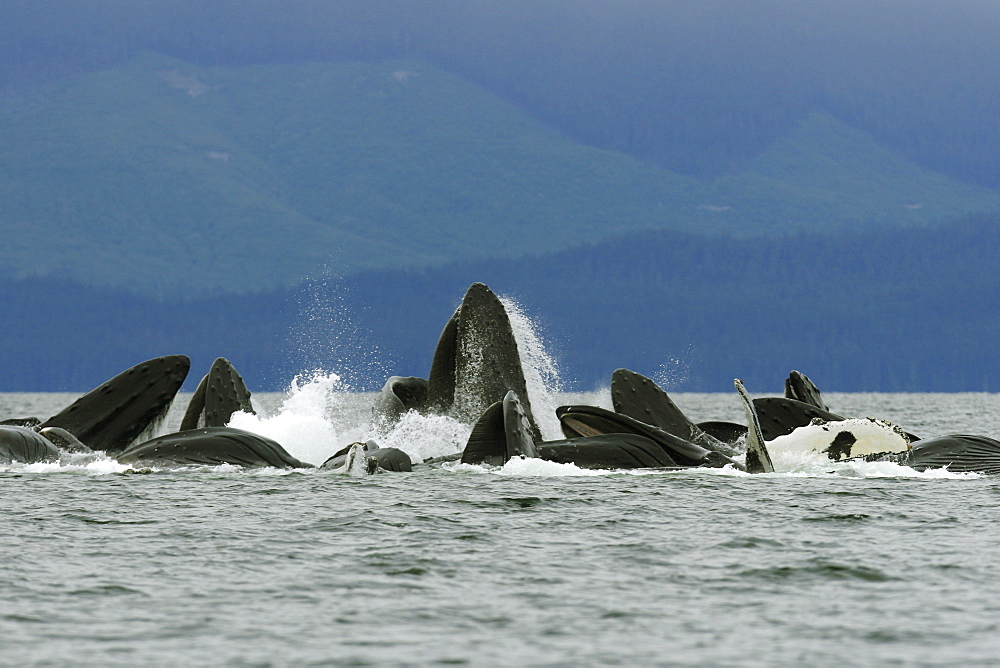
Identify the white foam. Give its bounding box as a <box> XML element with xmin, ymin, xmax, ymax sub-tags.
<box><xmin>228</xmin><ymin>369</ymin><xmax>475</xmax><ymax>466</ymax></box>
<box><xmin>498</xmin><ymin>456</ymin><xmax>609</xmax><ymax>477</ymax></box>
<box><xmin>677</xmin><ymin>463</ymin><xmax>750</xmax><ymax>477</ymax></box>
<box><xmin>0</xmin><ymin>454</ymin><xmax>132</xmax><ymax>475</ymax></box>
<box><xmin>840</xmin><ymin>459</ymin><xmax>979</xmax><ymax>479</ymax></box>
<box><xmin>229</xmin><ymin>371</ymin><xmax>353</xmax><ymax>466</ymax></box>
<box><xmin>212</xmin><ymin>465</ymin><xmax>308</xmax><ymax>476</ymax></box>
<box><xmin>444</xmin><ymin>456</ymin><xmax>733</xmax><ymax>478</ymax></box>
<box><xmin>375</xmin><ymin>410</ymin><xmax>470</xmax><ymax>462</ymax></box>
<box><xmin>735</xmin><ymin>456</ymin><xmax>979</xmax><ymax>480</ymax></box>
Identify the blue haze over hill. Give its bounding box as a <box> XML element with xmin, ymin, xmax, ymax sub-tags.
<box><xmin>2</xmin><ymin>53</ymin><xmax>995</xmax><ymax>295</ymax></box>
<box><xmin>1</xmin><ymin>1</ymin><xmax>998</xmax><ymax>390</ymax></box>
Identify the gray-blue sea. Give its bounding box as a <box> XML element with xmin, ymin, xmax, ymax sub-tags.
<box><xmin>2</xmin><ymin>387</ymin><xmax>999</xmax><ymax>666</ymax></box>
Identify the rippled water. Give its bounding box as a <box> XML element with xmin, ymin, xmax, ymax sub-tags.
<box><xmin>2</xmin><ymin>390</ymin><xmax>1000</xmax><ymax>665</ymax></box>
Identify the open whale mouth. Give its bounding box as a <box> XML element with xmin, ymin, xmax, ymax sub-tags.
<box><xmin>556</xmin><ymin>407</ymin><xmax>629</xmax><ymax>439</ymax></box>
<box><xmin>554</xmin><ymin>404</ymin><xmax>740</xmax><ymax>470</ymax></box>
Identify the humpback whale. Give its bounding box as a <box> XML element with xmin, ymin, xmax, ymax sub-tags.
<box><xmin>0</xmin><ymin>355</ymin><xmax>306</xmax><ymax>470</ymax></box>
<box><xmin>741</xmin><ymin>378</ymin><xmax>918</xmax><ymax>470</ymax></box>
<box><xmin>756</xmin><ymin>396</ymin><xmax>924</xmax><ymax>445</ymax></box>
<box><xmin>461</xmin><ymin>391</ymin><xmax>539</xmax><ymax>466</ymax></box>
<box><xmin>373</xmin><ymin>376</ymin><xmax>429</xmax><ymax>424</ymax></box>
<box><xmin>38</xmin><ymin>427</ymin><xmax>91</xmax><ymax>453</ymax></box>
<box><xmin>320</xmin><ymin>440</ymin><xmax>412</xmax><ymax>472</ymax></box>
<box><xmin>611</xmin><ymin>368</ymin><xmax>733</xmax><ymax>452</ymax></box>
<box><xmin>784</xmin><ymin>370</ymin><xmax>829</xmax><ymax>411</ymax></box>
<box><xmin>374</xmin><ymin>283</ymin><xmax>543</xmax><ymax>441</ymax></box>
<box><xmin>39</xmin><ymin>354</ymin><xmax>191</xmax><ymax>455</ymax></box>
<box><xmin>608</xmin><ymin>368</ymin><xmax>923</xmax><ymax>453</ymax></box>
<box><xmin>734</xmin><ymin>379</ymin><xmax>775</xmax><ymax>473</ymax></box>
<box><xmin>0</xmin><ymin>355</ymin><xmax>191</xmax><ymax>464</ymax></box>
<box><xmin>737</xmin><ymin>379</ymin><xmax>910</xmax><ymax>472</ymax></box>
<box><xmin>109</xmin><ymin>358</ymin><xmax>321</xmax><ymax>470</ymax></box>
<box><xmin>461</xmin><ymin>391</ymin><xmax>677</xmax><ymax>468</ymax></box>
<box><xmin>765</xmin><ymin>416</ymin><xmax>911</xmax><ymax>463</ymax></box>
<box><xmin>117</xmin><ymin>427</ymin><xmax>312</xmax><ymax>469</ymax></box>
<box><xmin>897</xmin><ymin>435</ymin><xmax>1000</xmax><ymax>475</ymax></box>
<box><xmin>735</xmin><ymin>379</ymin><xmax>1000</xmax><ymax>474</ymax></box>
<box><xmin>556</xmin><ymin>404</ymin><xmax>739</xmax><ymax>468</ymax></box>
<box><xmin>695</xmin><ymin>421</ymin><xmax>750</xmax><ymax>446</ymax></box>
<box><xmin>99</xmin><ymin>357</ymin><xmax>399</xmax><ymax>471</ymax></box>
<box><xmin>181</xmin><ymin>357</ymin><xmax>256</xmax><ymax>430</ymax></box>
<box><xmin>606</xmin><ymin>367</ymin><xmax>751</xmax><ymax>447</ymax></box>
<box><xmin>460</xmin><ymin>390</ymin><xmax>739</xmax><ymax>470</ymax></box>
<box><xmin>320</xmin><ymin>442</ymin><xmax>373</xmax><ymax>475</ymax></box>
<box><xmin>0</xmin><ymin>426</ymin><xmax>61</xmax><ymax>464</ymax></box>
<box><xmin>752</xmin><ymin>396</ymin><xmax>851</xmax><ymax>441</ymax></box>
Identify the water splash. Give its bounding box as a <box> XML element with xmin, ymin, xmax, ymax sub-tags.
<box><xmin>499</xmin><ymin>295</ymin><xmax>564</xmax><ymax>441</ymax></box>
<box><xmin>447</xmin><ymin>457</ymin><xmax>739</xmax><ymax>478</ymax></box>
<box><xmin>655</xmin><ymin>347</ymin><xmax>695</xmax><ymax>390</ymax></box>
<box><xmin>728</xmin><ymin>448</ymin><xmax>979</xmax><ymax>479</ymax></box>
<box><xmin>289</xmin><ymin>266</ymin><xmax>389</xmax><ymax>391</ymax></box>
<box><xmin>230</xmin><ymin>370</ymin><xmax>471</xmax><ymax>465</ymax></box>
<box><xmin>229</xmin><ymin>371</ymin><xmax>356</xmax><ymax>466</ymax></box>
<box><xmin>375</xmin><ymin>410</ymin><xmax>471</xmax><ymax>463</ymax></box>
<box><xmin>347</xmin><ymin>446</ymin><xmax>370</xmax><ymax>477</ymax></box>
<box><xmin>17</xmin><ymin>456</ymin><xmax>132</xmax><ymax>475</ymax></box>
<box><xmin>498</xmin><ymin>456</ymin><xmax>608</xmax><ymax>477</ymax></box>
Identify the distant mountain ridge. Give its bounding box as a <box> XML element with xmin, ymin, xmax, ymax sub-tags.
<box><xmin>1</xmin><ymin>52</ymin><xmax>997</xmax><ymax>296</ymax></box>
<box><xmin>2</xmin><ymin>215</ymin><xmax>998</xmax><ymax>392</ymax></box>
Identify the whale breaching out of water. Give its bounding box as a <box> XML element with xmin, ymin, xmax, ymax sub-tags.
<box><xmin>373</xmin><ymin>282</ymin><xmax>543</xmax><ymax>441</ymax></box>
<box><xmin>4</xmin><ymin>282</ymin><xmax>1000</xmax><ymax>476</ymax></box>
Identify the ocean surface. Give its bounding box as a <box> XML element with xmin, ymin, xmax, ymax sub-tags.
<box><xmin>2</xmin><ymin>386</ymin><xmax>999</xmax><ymax>666</ymax></box>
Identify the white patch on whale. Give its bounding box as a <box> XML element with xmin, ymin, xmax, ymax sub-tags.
<box><xmin>766</xmin><ymin>417</ymin><xmax>910</xmax><ymax>470</ymax></box>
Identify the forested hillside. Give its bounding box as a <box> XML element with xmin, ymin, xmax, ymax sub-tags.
<box><xmin>3</xmin><ymin>215</ymin><xmax>997</xmax><ymax>393</ymax></box>
<box><xmin>3</xmin><ymin>1</ymin><xmax>999</xmax><ymax>189</ymax></box>
<box><xmin>0</xmin><ymin>54</ymin><xmax>994</xmax><ymax>295</ymax></box>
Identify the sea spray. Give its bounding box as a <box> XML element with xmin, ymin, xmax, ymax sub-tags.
<box><xmin>497</xmin><ymin>456</ymin><xmax>607</xmax><ymax>477</ymax></box>
<box><xmin>229</xmin><ymin>371</ymin><xmax>364</xmax><ymax>466</ymax></box>
<box><xmin>655</xmin><ymin>350</ymin><xmax>693</xmax><ymax>390</ymax></box>
<box><xmin>289</xmin><ymin>266</ymin><xmax>389</xmax><ymax>391</ymax></box>
<box><xmin>231</xmin><ymin>371</ymin><xmax>469</xmax><ymax>465</ymax></box>
<box><xmin>375</xmin><ymin>410</ymin><xmax>471</xmax><ymax>462</ymax></box>
<box><xmin>500</xmin><ymin>296</ymin><xmax>564</xmax><ymax>441</ymax></box>
<box><xmin>18</xmin><ymin>457</ymin><xmax>132</xmax><ymax>475</ymax></box>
